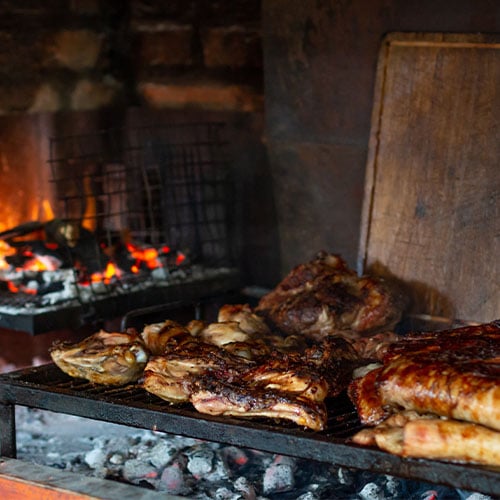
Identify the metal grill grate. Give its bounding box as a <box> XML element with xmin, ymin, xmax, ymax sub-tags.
<box><xmin>1</xmin><ymin>363</ymin><xmax>499</xmax><ymax>495</ymax></box>
<box><xmin>47</xmin><ymin>122</ymin><xmax>234</xmax><ymax>266</ymax></box>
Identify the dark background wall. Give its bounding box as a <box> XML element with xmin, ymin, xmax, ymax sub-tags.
<box><xmin>262</xmin><ymin>0</ymin><xmax>500</xmax><ymax>275</ymax></box>
<box><xmin>0</xmin><ymin>0</ymin><xmax>498</xmax><ymax>288</ymax></box>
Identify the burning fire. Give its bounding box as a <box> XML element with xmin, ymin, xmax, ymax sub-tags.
<box><xmin>0</xmin><ymin>215</ymin><xmax>188</xmax><ymax>295</ymax></box>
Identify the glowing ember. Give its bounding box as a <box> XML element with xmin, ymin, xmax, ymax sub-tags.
<box><xmin>0</xmin><ymin>240</ymin><xmax>15</xmax><ymax>270</ymax></box>
<box><xmin>126</xmin><ymin>242</ymin><xmax>163</xmax><ymax>271</ymax></box>
<box><xmin>0</xmin><ymin>218</ymin><xmax>189</xmax><ymax>298</ymax></box>
<box><xmin>90</xmin><ymin>262</ymin><xmax>122</xmax><ymax>284</ymax></box>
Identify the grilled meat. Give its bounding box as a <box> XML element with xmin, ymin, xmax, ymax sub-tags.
<box><xmin>347</xmin><ymin>365</ymin><xmax>387</xmax><ymax>425</ymax></box>
<box><xmin>389</xmin><ymin>419</ymin><xmax>500</xmax><ymax>466</ymax></box>
<box><xmin>198</xmin><ymin>321</ymin><xmax>253</xmax><ymax>347</ymax></box>
<box><xmin>217</xmin><ymin>303</ymin><xmax>271</xmax><ymax>336</ymax></box>
<box><xmin>255</xmin><ymin>251</ymin><xmax>406</xmax><ymax>341</ymax></box>
<box><xmin>378</xmin><ymin>356</ymin><xmax>500</xmax><ymax>431</ymax></box>
<box><xmin>143</xmin><ymin>340</ymin><xmax>255</xmax><ymax>403</ymax></box>
<box><xmin>140</xmin><ymin>320</ymin><xmax>192</xmax><ymax>355</ymax></box>
<box><xmin>349</xmin><ymin>321</ymin><xmax>500</xmax><ymax>430</ymax></box>
<box><xmin>195</xmin><ymin>303</ymin><xmax>307</xmax><ymax>357</ymax></box>
<box><xmin>191</xmin><ymin>379</ymin><xmax>328</xmax><ymax>431</ymax></box>
<box><xmin>348</xmin><ymin>330</ymin><xmax>400</xmax><ymax>362</ymax></box>
<box><xmin>142</xmin><ymin>333</ymin><xmax>359</xmax><ymax>430</ymax></box>
<box><xmin>353</xmin><ymin>412</ymin><xmax>500</xmax><ymax>467</ymax></box>
<box><xmin>50</xmin><ymin>331</ymin><xmax>149</xmax><ymax>385</ymax></box>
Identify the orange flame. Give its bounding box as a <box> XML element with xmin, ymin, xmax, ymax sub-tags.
<box><xmin>0</xmin><ymin>240</ymin><xmax>15</xmax><ymax>270</ymax></box>
<box><xmin>90</xmin><ymin>262</ymin><xmax>121</xmax><ymax>284</ymax></box>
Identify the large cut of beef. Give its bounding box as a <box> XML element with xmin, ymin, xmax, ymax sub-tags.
<box><xmin>255</xmin><ymin>251</ymin><xmax>406</xmax><ymax>341</ymax></box>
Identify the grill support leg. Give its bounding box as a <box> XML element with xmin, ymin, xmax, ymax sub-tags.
<box><xmin>0</xmin><ymin>403</ymin><xmax>16</xmax><ymax>458</ymax></box>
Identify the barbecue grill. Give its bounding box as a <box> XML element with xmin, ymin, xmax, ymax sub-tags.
<box><xmin>1</xmin><ymin>359</ymin><xmax>499</xmax><ymax>496</ymax></box>
<box><xmin>0</xmin><ymin>32</ymin><xmax>498</xmax><ymax>498</ymax></box>
<box><xmin>0</xmin><ymin>121</ymin><xmax>242</xmax><ymax>334</ymax></box>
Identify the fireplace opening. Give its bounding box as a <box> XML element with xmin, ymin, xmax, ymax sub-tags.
<box><xmin>0</xmin><ymin>120</ymin><xmax>243</xmax><ymax>334</ymax></box>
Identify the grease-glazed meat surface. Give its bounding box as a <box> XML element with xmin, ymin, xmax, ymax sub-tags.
<box><xmin>255</xmin><ymin>251</ymin><xmax>406</xmax><ymax>341</ymax></box>
<box><xmin>191</xmin><ymin>380</ymin><xmax>328</xmax><ymax>431</ymax></box>
<box><xmin>349</xmin><ymin>321</ymin><xmax>500</xmax><ymax>430</ymax></box>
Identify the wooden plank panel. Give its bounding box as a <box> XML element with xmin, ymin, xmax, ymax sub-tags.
<box><xmin>359</xmin><ymin>33</ymin><xmax>500</xmax><ymax>322</ymax></box>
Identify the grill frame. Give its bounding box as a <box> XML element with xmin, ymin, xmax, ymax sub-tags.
<box><xmin>1</xmin><ymin>363</ymin><xmax>499</xmax><ymax>495</ymax></box>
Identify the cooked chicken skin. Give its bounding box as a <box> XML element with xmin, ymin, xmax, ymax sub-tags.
<box><xmin>353</xmin><ymin>414</ymin><xmax>500</xmax><ymax>467</ymax></box>
<box><xmin>50</xmin><ymin>331</ymin><xmax>149</xmax><ymax>385</ymax></box>
<box><xmin>140</xmin><ymin>320</ymin><xmax>192</xmax><ymax>355</ymax></box>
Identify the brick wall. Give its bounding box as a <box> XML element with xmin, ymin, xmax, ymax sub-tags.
<box><xmin>0</xmin><ymin>0</ymin><xmax>263</xmax><ymax>115</ymax></box>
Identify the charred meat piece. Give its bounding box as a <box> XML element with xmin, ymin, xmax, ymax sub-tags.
<box><xmin>142</xmin><ymin>335</ymin><xmax>352</xmax><ymax>430</ymax></box>
<box><xmin>50</xmin><ymin>331</ymin><xmax>149</xmax><ymax>385</ymax></box>
<box><xmin>302</xmin><ymin>335</ymin><xmax>362</xmax><ymax>397</ymax></box>
<box><xmin>240</xmin><ymin>357</ymin><xmax>330</xmax><ymax>402</ymax></box>
<box><xmin>384</xmin><ymin>320</ymin><xmax>500</xmax><ymax>363</ymax></box>
<box><xmin>348</xmin><ymin>330</ymin><xmax>400</xmax><ymax>362</ymax></box>
<box><xmin>191</xmin><ymin>379</ymin><xmax>328</xmax><ymax>431</ymax></box>
<box><xmin>142</xmin><ymin>340</ymin><xmax>255</xmax><ymax>403</ymax></box>
<box><xmin>255</xmin><ymin>251</ymin><xmax>406</xmax><ymax>341</ymax></box>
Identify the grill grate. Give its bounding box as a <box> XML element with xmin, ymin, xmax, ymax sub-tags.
<box><xmin>47</xmin><ymin>122</ymin><xmax>234</xmax><ymax>265</ymax></box>
<box><xmin>1</xmin><ymin>363</ymin><xmax>499</xmax><ymax>495</ymax></box>
<box><xmin>0</xmin><ymin>122</ymin><xmax>241</xmax><ymax>334</ymax></box>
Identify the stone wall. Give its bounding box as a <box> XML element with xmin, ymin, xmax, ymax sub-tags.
<box><xmin>0</xmin><ymin>0</ymin><xmax>263</xmax><ymax>115</ymax></box>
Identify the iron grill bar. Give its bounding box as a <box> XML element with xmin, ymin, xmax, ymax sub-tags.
<box><xmin>0</xmin><ymin>363</ymin><xmax>499</xmax><ymax>495</ymax></box>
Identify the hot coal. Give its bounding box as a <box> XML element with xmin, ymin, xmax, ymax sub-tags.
<box><xmin>11</xmin><ymin>403</ymin><xmax>490</xmax><ymax>500</ymax></box>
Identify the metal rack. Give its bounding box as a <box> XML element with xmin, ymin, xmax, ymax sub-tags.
<box><xmin>0</xmin><ymin>363</ymin><xmax>499</xmax><ymax>496</ymax></box>
<box><xmin>0</xmin><ymin>122</ymin><xmax>241</xmax><ymax>334</ymax></box>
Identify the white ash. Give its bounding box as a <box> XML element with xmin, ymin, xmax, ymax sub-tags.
<box><xmin>12</xmin><ymin>406</ymin><xmax>487</xmax><ymax>500</ymax></box>
<box><xmin>359</xmin><ymin>482</ymin><xmax>384</xmax><ymax>500</ymax></box>
<box><xmin>0</xmin><ymin>265</ymin><xmax>234</xmax><ymax>314</ymax></box>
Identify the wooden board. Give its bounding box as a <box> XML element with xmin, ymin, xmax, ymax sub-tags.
<box><xmin>358</xmin><ymin>33</ymin><xmax>500</xmax><ymax>322</ymax></box>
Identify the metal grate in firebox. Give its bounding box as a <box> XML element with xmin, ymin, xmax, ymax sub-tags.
<box><xmin>48</xmin><ymin>122</ymin><xmax>234</xmax><ymax>266</ymax></box>
<box><xmin>0</xmin><ymin>122</ymin><xmax>241</xmax><ymax>334</ymax></box>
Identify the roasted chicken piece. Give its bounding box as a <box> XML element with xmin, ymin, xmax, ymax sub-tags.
<box><xmin>352</xmin><ymin>411</ymin><xmax>500</xmax><ymax>467</ymax></box>
<box><xmin>189</xmin><ymin>303</ymin><xmax>308</xmax><ymax>359</ymax></box>
<box><xmin>255</xmin><ymin>251</ymin><xmax>406</xmax><ymax>341</ymax></box>
<box><xmin>217</xmin><ymin>303</ymin><xmax>271</xmax><ymax>335</ymax></box>
<box><xmin>142</xmin><ymin>340</ymin><xmax>255</xmax><ymax>403</ymax></box>
<box><xmin>50</xmin><ymin>331</ymin><xmax>149</xmax><ymax>385</ymax></box>
<box><xmin>143</xmin><ymin>332</ymin><xmax>360</xmax><ymax>430</ymax></box>
<box><xmin>140</xmin><ymin>320</ymin><xmax>192</xmax><ymax>355</ymax></box>
<box><xmin>198</xmin><ymin>321</ymin><xmax>252</xmax><ymax>347</ymax></box>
